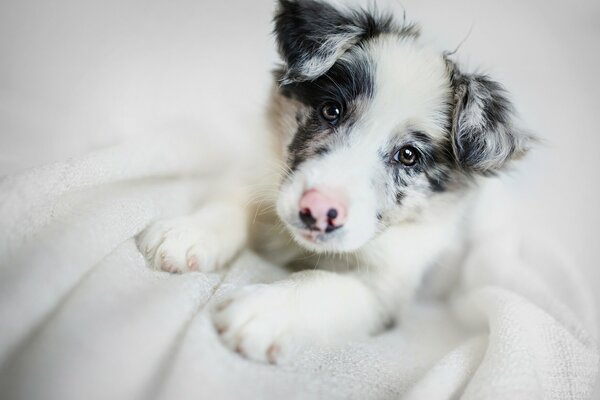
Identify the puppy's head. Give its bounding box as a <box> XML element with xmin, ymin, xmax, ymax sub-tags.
<box><xmin>272</xmin><ymin>0</ymin><xmax>533</xmax><ymax>253</ymax></box>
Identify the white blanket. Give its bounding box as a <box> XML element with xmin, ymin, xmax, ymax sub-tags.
<box><xmin>0</xmin><ymin>133</ymin><xmax>597</xmax><ymax>400</ymax></box>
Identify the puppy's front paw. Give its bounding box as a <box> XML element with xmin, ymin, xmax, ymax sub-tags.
<box><xmin>213</xmin><ymin>284</ymin><xmax>300</xmax><ymax>364</ymax></box>
<box><xmin>137</xmin><ymin>218</ymin><xmax>222</xmax><ymax>273</ymax></box>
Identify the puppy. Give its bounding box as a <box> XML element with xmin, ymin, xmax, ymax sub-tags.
<box><xmin>137</xmin><ymin>0</ymin><xmax>533</xmax><ymax>364</ymax></box>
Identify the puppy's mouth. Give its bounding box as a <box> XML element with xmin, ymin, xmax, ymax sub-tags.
<box><xmin>297</xmin><ymin>225</ymin><xmax>342</xmax><ymax>244</ymax></box>
<box><xmin>286</xmin><ymin>226</ymin><xmax>344</xmax><ymax>253</ymax></box>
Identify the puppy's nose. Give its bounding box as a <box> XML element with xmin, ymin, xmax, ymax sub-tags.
<box><xmin>298</xmin><ymin>189</ymin><xmax>347</xmax><ymax>233</ymax></box>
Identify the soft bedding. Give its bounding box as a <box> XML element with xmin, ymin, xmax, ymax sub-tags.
<box><xmin>0</xmin><ymin>133</ymin><xmax>597</xmax><ymax>399</ymax></box>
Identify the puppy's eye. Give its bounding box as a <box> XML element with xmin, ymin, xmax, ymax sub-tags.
<box><xmin>393</xmin><ymin>146</ymin><xmax>419</xmax><ymax>166</ymax></box>
<box><xmin>320</xmin><ymin>102</ymin><xmax>342</xmax><ymax>124</ymax></box>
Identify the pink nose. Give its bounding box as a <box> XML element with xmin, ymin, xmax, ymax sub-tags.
<box><xmin>298</xmin><ymin>189</ymin><xmax>347</xmax><ymax>233</ymax></box>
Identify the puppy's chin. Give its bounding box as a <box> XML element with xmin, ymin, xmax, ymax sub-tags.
<box><xmin>283</xmin><ymin>222</ymin><xmax>374</xmax><ymax>254</ymax></box>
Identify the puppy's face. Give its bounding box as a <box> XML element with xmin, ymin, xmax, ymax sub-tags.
<box><xmin>272</xmin><ymin>0</ymin><xmax>532</xmax><ymax>253</ymax></box>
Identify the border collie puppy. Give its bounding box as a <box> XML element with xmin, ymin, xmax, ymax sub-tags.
<box><xmin>138</xmin><ymin>0</ymin><xmax>533</xmax><ymax>364</ymax></box>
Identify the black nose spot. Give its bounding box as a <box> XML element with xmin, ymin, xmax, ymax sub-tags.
<box><xmin>327</xmin><ymin>208</ymin><xmax>338</xmax><ymax>219</ymax></box>
<box><xmin>299</xmin><ymin>209</ymin><xmax>316</xmax><ymax>228</ymax></box>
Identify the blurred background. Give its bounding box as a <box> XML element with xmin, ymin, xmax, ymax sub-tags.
<box><xmin>1</xmin><ymin>0</ymin><xmax>599</xmax><ymax>392</ymax></box>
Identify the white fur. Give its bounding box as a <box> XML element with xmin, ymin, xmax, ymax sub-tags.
<box><xmin>367</xmin><ymin>36</ymin><xmax>452</xmax><ymax>140</ymax></box>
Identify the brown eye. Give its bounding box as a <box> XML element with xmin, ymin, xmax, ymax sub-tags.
<box><xmin>320</xmin><ymin>102</ymin><xmax>341</xmax><ymax>124</ymax></box>
<box><xmin>394</xmin><ymin>146</ymin><xmax>418</xmax><ymax>166</ymax></box>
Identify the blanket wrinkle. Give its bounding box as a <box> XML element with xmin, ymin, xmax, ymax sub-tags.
<box><xmin>0</xmin><ymin>179</ymin><xmax>204</xmax><ymax>364</ymax></box>
<box><xmin>404</xmin><ymin>335</ymin><xmax>488</xmax><ymax>400</ymax></box>
<box><xmin>142</xmin><ymin>254</ymin><xmax>240</xmax><ymax>400</ymax></box>
<box><xmin>459</xmin><ymin>287</ymin><xmax>598</xmax><ymax>400</ymax></box>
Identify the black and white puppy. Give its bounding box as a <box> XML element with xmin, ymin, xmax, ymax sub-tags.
<box><xmin>138</xmin><ymin>0</ymin><xmax>533</xmax><ymax>363</ymax></box>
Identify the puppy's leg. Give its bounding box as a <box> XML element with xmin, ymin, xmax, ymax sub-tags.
<box><xmin>137</xmin><ymin>201</ymin><xmax>247</xmax><ymax>273</ymax></box>
<box><xmin>212</xmin><ymin>270</ymin><xmax>386</xmax><ymax>364</ymax></box>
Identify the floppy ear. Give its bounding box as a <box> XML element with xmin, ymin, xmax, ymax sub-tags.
<box><xmin>274</xmin><ymin>0</ymin><xmax>417</xmax><ymax>84</ymax></box>
<box><xmin>451</xmin><ymin>73</ymin><xmax>534</xmax><ymax>174</ymax></box>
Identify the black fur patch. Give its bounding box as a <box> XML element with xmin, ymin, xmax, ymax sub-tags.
<box><xmin>395</xmin><ymin>191</ymin><xmax>405</xmax><ymax>204</ymax></box>
<box><xmin>426</xmin><ymin>169</ymin><xmax>450</xmax><ymax>192</ymax></box>
<box><xmin>274</xmin><ymin>0</ymin><xmax>419</xmax><ymax>83</ymax></box>
<box><xmin>278</xmin><ymin>50</ymin><xmax>374</xmax><ymax>108</ymax></box>
<box><xmin>315</xmin><ymin>146</ymin><xmax>330</xmax><ymax>156</ymax></box>
<box><xmin>287</xmin><ymin>112</ymin><xmax>327</xmax><ymax>171</ymax></box>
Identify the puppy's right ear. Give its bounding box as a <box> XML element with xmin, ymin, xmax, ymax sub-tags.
<box><xmin>274</xmin><ymin>0</ymin><xmax>414</xmax><ymax>84</ymax></box>
<box><xmin>274</xmin><ymin>0</ymin><xmax>362</xmax><ymax>83</ymax></box>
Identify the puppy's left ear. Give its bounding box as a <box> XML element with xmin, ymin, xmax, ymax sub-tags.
<box><xmin>452</xmin><ymin>73</ymin><xmax>535</xmax><ymax>174</ymax></box>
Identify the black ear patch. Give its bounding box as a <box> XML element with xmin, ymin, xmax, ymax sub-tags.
<box><xmin>451</xmin><ymin>73</ymin><xmax>534</xmax><ymax>174</ymax></box>
<box><xmin>274</xmin><ymin>0</ymin><xmax>418</xmax><ymax>84</ymax></box>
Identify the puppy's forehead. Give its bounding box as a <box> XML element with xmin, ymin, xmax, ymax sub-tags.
<box><xmin>362</xmin><ymin>36</ymin><xmax>452</xmax><ymax>139</ymax></box>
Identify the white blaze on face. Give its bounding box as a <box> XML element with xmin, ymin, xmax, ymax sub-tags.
<box><xmin>277</xmin><ymin>37</ymin><xmax>453</xmax><ymax>253</ymax></box>
<box><xmin>365</xmin><ymin>35</ymin><xmax>453</xmax><ymax>142</ymax></box>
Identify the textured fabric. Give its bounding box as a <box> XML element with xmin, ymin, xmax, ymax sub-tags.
<box><xmin>0</xmin><ymin>135</ymin><xmax>597</xmax><ymax>400</ymax></box>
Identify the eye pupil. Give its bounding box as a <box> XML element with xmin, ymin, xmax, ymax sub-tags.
<box><xmin>321</xmin><ymin>102</ymin><xmax>341</xmax><ymax>123</ymax></box>
<box><xmin>394</xmin><ymin>146</ymin><xmax>418</xmax><ymax>166</ymax></box>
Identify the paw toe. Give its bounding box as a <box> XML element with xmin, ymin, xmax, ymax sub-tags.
<box><xmin>187</xmin><ymin>255</ymin><xmax>199</xmax><ymax>271</ymax></box>
<box><xmin>186</xmin><ymin>243</ymin><xmax>218</xmax><ymax>272</ymax></box>
<box><xmin>267</xmin><ymin>343</ymin><xmax>281</xmax><ymax>364</ymax></box>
